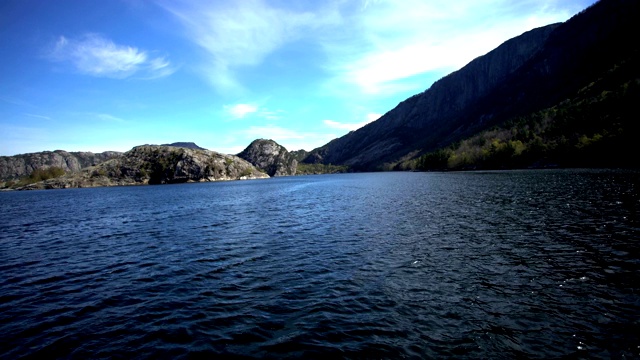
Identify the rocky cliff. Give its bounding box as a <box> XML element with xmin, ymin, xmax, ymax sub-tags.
<box><xmin>0</xmin><ymin>150</ymin><xmax>122</xmax><ymax>181</ymax></box>
<box><xmin>18</xmin><ymin>145</ymin><xmax>268</xmax><ymax>190</ymax></box>
<box><xmin>305</xmin><ymin>0</ymin><xmax>640</xmax><ymax>170</ymax></box>
<box><xmin>237</xmin><ymin>139</ymin><xmax>297</xmax><ymax>176</ymax></box>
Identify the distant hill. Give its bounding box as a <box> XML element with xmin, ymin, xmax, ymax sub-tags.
<box><xmin>160</xmin><ymin>142</ymin><xmax>207</xmax><ymax>150</ymax></box>
<box><xmin>304</xmin><ymin>0</ymin><xmax>640</xmax><ymax>170</ymax></box>
<box><xmin>0</xmin><ymin>150</ymin><xmax>121</xmax><ymax>181</ymax></box>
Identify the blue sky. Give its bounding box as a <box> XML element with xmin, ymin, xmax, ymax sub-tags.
<box><xmin>0</xmin><ymin>0</ymin><xmax>596</xmax><ymax>156</ymax></box>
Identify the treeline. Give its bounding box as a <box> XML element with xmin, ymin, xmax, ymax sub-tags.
<box><xmin>408</xmin><ymin>56</ymin><xmax>640</xmax><ymax>171</ymax></box>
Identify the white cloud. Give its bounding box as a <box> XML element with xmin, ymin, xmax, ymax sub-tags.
<box><xmin>49</xmin><ymin>34</ymin><xmax>175</xmax><ymax>79</ymax></box>
<box><xmin>367</xmin><ymin>113</ymin><xmax>382</xmax><ymax>122</ymax></box>
<box><xmin>224</xmin><ymin>103</ymin><xmax>285</xmax><ymax>120</ymax></box>
<box><xmin>225</xmin><ymin>104</ymin><xmax>258</xmax><ymax>118</ymax></box>
<box><xmin>323</xmin><ymin>112</ymin><xmax>381</xmax><ymax>131</ymax></box>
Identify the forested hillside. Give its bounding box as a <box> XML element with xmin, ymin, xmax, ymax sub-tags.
<box><xmin>410</xmin><ymin>53</ymin><xmax>640</xmax><ymax>170</ymax></box>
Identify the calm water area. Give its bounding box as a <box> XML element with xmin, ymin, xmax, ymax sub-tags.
<box><xmin>1</xmin><ymin>169</ymin><xmax>639</xmax><ymax>358</ymax></box>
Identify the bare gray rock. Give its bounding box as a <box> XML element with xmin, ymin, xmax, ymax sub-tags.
<box><xmin>18</xmin><ymin>145</ymin><xmax>268</xmax><ymax>190</ymax></box>
<box><xmin>238</xmin><ymin>139</ymin><xmax>297</xmax><ymax>176</ymax></box>
<box><xmin>0</xmin><ymin>150</ymin><xmax>121</xmax><ymax>181</ymax></box>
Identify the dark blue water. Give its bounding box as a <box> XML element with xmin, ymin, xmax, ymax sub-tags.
<box><xmin>1</xmin><ymin>170</ymin><xmax>639</xmax><ymax>359</ymax></box>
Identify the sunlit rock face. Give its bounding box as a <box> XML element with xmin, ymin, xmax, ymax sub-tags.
<box><xmin>238</xmin><ymin>139</ymin><xmax>297</xmax><ymax>177</ymax></box>
<box><xmin>0</xmin><ymin>150</ymin><xmax>122</xmax><ymax>181</ymax></box>
<box><xmin>17</xmin><ymin>145</ymin><xmax>269</xmax><ymax>190</ymax></box>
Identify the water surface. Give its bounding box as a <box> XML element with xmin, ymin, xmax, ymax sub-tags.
<box><xmin>1</xmin><ymin>170</ymin><xmax>639</xmax><ymax>358</ymax></box>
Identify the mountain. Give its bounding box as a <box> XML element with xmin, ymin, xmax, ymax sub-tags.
<box><xmin>304</xmin><ymin>0</ymin><xmax>640</xmax><ymax>171</ymax></box>
<box><xmin>237</xmin><ymin>139</ymin><xmax>297</xmax><ymax>176</ymax></box>
<box><xmin>161</xmin><ymin>142</ymin><xmax>207</xmax><ymax>150</ymax></box>
<box><xmin>16</xmin><ymin>145</ymin><xmax>268</xmax><ymax>190</ymax></box>
<box><xmin>0</xmin><ymin>150</ymin><xmax>122</xmax><ymax>181</ymax></box>
<box><xmin>413</xmin><ymin>50</ymin><xmax>640</xmax><ymax>170</ymax></box>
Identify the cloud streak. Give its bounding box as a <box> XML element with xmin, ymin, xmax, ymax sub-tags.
<box><xmin>49</xmin><ymin>34</ymin><xmax>175</xmax><ymax>79</ymax></box>
<box><xmin>159</xmin><ymin>0</ymin><xmax>336</xmax><ymax>93</ymax></box>
<box><xmin>24</xmin><ymin>113</ymin><xmax>53</xmax><ymax>121</ymax></box>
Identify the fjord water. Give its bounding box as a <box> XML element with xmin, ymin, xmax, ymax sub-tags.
<box><xmin>1</xmin><ymin>170</ymin><xmax>638</xmax><ymax>358</ymax></box>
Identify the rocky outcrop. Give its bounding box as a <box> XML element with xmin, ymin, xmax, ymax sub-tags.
<box><xmin>237</xmin><ymin>139</ymin><xmax>297</xmax><ymax>176</ymax></box>
<box><xmin>304</xmin><ymin>0</ymin><xmax>640</xmax><ymax>170</ymax></box>
<box><xmin>18</xmin><ymin>145</ymin><xmax>268</xmax><ymax>190</ymax></box>
<box><xmin>0</xmin><ymin>150</ymin><xmax>121</xmax><ymax>181</ymax></box>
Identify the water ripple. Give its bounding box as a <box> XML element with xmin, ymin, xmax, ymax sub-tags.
<box><xmin>1</xmin><ymin>170</ymin><xmax>639</xmax><ymax>358</ymax></box>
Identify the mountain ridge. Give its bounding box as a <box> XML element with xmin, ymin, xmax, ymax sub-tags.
<box><xmin>303</xmin><ymin>0</ymin><xmax>640</xmax><ymax>170</ymax></box>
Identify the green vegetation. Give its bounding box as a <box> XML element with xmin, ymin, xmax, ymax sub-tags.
<box><xmin>296</xmin><ymin>163</ymin><xmax>350</xmax><ymax>175</ymax></box>
<box><xmin>146</xmin><ymin>148</ymin><xmax>184</xmax><ymax>184</ymax></box>
<box><xmin>410</xmin><ymin>57</ymin><xmax>640</xmax><ymax>171</ymax></box>
<box><xmin>28</xmin><ymin>167</ymin><xmax>66</xmax><ymax>181</ymax></box>
<box><xmin>2</xmin><ymin>166</ymin><xmax>67</xmax><ymax>188</ymax></box>
<box><xmin>240</xmin><ymin>168</ymin><xmax>254</xmax><ymax>177</ymax></box>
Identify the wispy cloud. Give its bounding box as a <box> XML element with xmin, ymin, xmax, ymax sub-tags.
<box><xmin>24</xmin><ymin>113</ymin><xmax>53</xmax><ymax>121</ymax></box>
<box><xmin>258</xmin><ymin>109</ymin><xmax>285</xmax><ymax>120</ymax></box>
<box><xmin>322</xmin><ymin>0</ymin><xmax>587</xmax><ymax>95</ymax></box>
<box><xmin>94</xmin><ymin>113</ymin><xmax>126</xmax><ymax>123</ymax></box>
<box><xmin>49</xmin><ymin>33</ymin><xmax>175</xmax><ymax>79</ymax></box>
<box><xmin>158</xmin><ymin>0</ymin><xmax>337</xmax><ymax>93</ymax></box>
<box><xmin>1</xmin><ymin>96</ymin><xmax>34</xmax><ymax>107</ymax></box>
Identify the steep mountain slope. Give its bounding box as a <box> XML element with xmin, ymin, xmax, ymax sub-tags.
<box><xmin>237</xmin><ymin>139</ymin><xmax>297</xmax><ymax>176</ymax></box>
<box><xmin>17</xmin><ymin>145</ymin><xmax>268</xmax><ymax>190</ymax></box>
<box><xmin>305</xmin><ymin>0</ymin><xmax>640</xmax><ymax>170</ymax></box>
<box><xmin>0</xmin><ymin>150</ymin><xmax>121</xmax><ymax>181</ymax></box>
